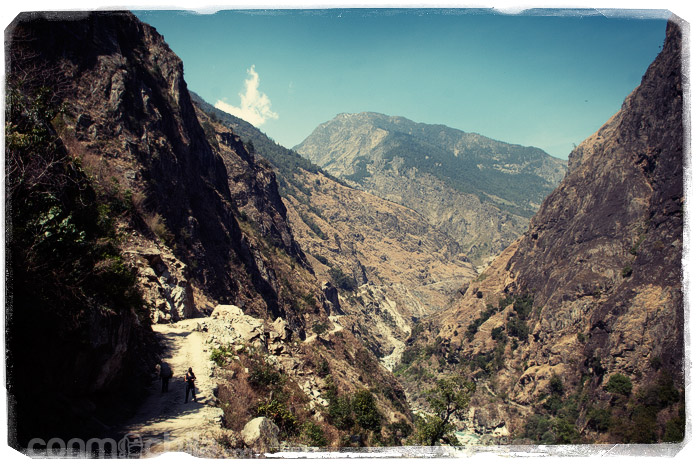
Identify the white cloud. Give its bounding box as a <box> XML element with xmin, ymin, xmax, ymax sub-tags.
<box><xmin>215</xmin><ymin>65</ymin><xmax>278</xmax><ymax>127</ymax></box>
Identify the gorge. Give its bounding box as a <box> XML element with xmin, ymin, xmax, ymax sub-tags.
<box><xmin>4</xmin><ymin>9</ymin><xmax>686</xmax><ymax>456</ymax></box>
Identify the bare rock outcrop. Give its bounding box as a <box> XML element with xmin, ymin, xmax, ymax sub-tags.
<box><xmin>209</xmin><ymin>305</ymin><xmax>266</xmax><ymax>349</ymax></box>
<box><xmin>241</xmin><ymin>417</ymin><xmax>280</xmax><ymax>452</ymax></box>
<box><xmin>126</xmin><ymin>247</ymin><xmax>196</xmax><ymax>323</ymax></box>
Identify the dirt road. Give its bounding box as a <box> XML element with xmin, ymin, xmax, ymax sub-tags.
<box><xmin>117</xmin><ymin>317</ymin><xmax>224</xmax><ymax>456</ymax></box>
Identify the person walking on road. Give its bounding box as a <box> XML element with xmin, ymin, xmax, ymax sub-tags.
<box><xmin>159</xmin><ymin>361</ymin><xmax>173</xmax><ymax>393</ymax></box>
<box><xmin>184</xmin><ymin>367</ymin><xmax>196</xmax><ymax>403</ymax></box>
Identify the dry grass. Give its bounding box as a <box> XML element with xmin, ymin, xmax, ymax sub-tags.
<box><xmin>218</xmin><ymin>376</ymin><xmax>259</xmax><ymax>433</ymax></box>
<box><xmin>144</xmin><ymin>212</ymin><xmax>174</xmax><ymax>245</ymax></box>
<box><xmin>130</xmin><ymin>190</ymin><xmax>148</xmax><ymax>215</ymax></box>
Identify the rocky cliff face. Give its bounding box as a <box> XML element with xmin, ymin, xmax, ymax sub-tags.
<box><xmin>294</xmin><ymin>112</ymin><xmax>567</xmax><ymax>265</ymax></box>
<box><xmin>6</xmin><ymin>11</ymin><xmax>415</xmax><ymax>449</ymax></box>
<box><xmin>6</xmin><ymin>11</ymin><xmax>315</xmax><ymax>327</ymax></box>
<box><xmin>401</xmin><ymin>18</ymin><xmax>685</xmax><ymax>444</ymax></box>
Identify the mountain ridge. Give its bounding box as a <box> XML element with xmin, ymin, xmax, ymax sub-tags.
<box><xmin>294</xmin><ymin>111</ymin><xmax>567</xmax><ymax>264</ymax></box>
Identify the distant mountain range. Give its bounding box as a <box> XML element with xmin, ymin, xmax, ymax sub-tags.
<box><xmin>294</xmin><ymin>112</ymin><xmax>567</xmax><ymax>265</ymax></box>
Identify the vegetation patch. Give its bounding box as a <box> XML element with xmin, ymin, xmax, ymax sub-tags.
<box><xmin>465</xmin><ymin>304</ymin><xmax>498</xmax><ymax>340</ymax></box>
<box><xmin>216</xmin><ymin>348</ymin><xmax>313</xmax><ymax>441</ymax></box>
<box><xmin>329</xmin><ymin>266</ymin><xmax>358</xmax><ymax>292</ymax></box>
<box><xmin>409</xmin><ymin>376</ymin><xmax>475</xmax><ymax>446</ymax></box>
<box><xmin>299</xmin><ymin>211</ymin><xmax>328</xmax><ymax>240</ymax></box>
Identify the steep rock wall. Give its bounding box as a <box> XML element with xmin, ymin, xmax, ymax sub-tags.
<box><xmin>404</xmin><ymin>18</ymin><xmax>685</xmax><ymax>444</ymax></box>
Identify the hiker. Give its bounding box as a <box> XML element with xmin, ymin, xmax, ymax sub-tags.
<box><xmin>184</xmin><ymin>367</ymin><xmax>197</xmax><ymax>403</ymax></box>
<box><xmin>159</xmin><ymin>361</ymin><xmax>173</xmax><ymax>393</ymax></box>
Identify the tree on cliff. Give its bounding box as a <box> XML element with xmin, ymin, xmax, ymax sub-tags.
<box><xmin>412</xmin><ymin>376</ymin><xmax>475</xmax><ymax>446</ymax></box>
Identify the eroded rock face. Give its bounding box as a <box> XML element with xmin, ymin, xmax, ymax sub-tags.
<box><xmin>506</xmin><ymin>16</ymin><xmax>684</xmax><ymax>386</ymax></box>
<box><xmin>210</xmin><ymin>120</ymin><xmax>308</xmax><ymax>269</ymax></box>
<box><xmin>419</xmin><ymin>18</ymin><xmax>684</xmax><ymax>442</ymax></box>
<box><xmin>284</xmin><ymin>170</ymin><xmax>476</xmax><ymax>362</ymax></box>
<box><xmin>125</xmin><ymin>248</ymin><xmax>196</xmax><ymax>323</ymax></box>
<box><xmin>16</xmin><ymin>11</ymin><xmax>312</xmax><ymax>334</ymax></box>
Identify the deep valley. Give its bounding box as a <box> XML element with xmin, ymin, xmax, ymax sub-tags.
<box><xmin>4</xmin><ymin>10</ymin><xmax>687</xmax><ymax>457</ymax></box>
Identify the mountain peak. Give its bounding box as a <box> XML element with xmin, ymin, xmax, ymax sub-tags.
<box><xmin>294</xmin><ymin>112</ymin><xmax>566</xmax><ymax>264</ymax></box>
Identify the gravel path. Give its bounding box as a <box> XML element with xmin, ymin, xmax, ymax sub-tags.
<box><xmin>117</xmin><ymin>317</ymin><xmax>224</xmax><ymax>456</ymax></box>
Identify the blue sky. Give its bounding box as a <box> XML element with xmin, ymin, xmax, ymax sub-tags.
<box><xmin>133</xmin><ymin>8</ymin><xmax>669</xmax><ymax>159</ymax></box>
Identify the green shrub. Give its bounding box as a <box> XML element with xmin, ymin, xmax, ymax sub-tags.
<box><xmin>299</xmin><ymin>212</ymin><xmax>328</xmax><ymax>240</ymax></box>
<box><xmin>622</xmin><ymin>265</ymin><xmax>633</xmax><ymax>278</ymax></box>
<box><xmin>352</xmin><ymin>390</ymin><xmax>382</xmax><ymax>432</ymax></box>
<box><xmin>201</xmin><ymin>120</ymin><xmax>219</xmax><ymax>149</ymax></box>
<box><xmin>317</xmin><ymin>359</ymin><xmax>330</xmax><ymax>377</ymax></box>
<box><xmin>387</xmin><ymin>420</ymin><xmax>412</xmax><ymax>444</ymax></box>
<box><xmin>498</xmin><ymin>295</ymin><xmax>514</xmax><ymax>310</ymax></box>
<box><xmin>329</xmin><ymin>267</ymin><xmax>357</xmax><ymax>292</ymax></box>
<box><xmin>145</xmin><ymin>212</ymin><xmax>174</xmax><ymax>245</ymax></box>
<box><xmin>249</xmin><ymin>356</ymin><xmax>283</xmax><ymax>389</ymax></box>
<box><xmin>302</xmin><ymin>421</ymin><xmax>328</xmax><ymax>447</ymax></box>
<box><xmin>629</xmin><ymin>404</ymin><xmax>659</xmax><ymax>443</ymax></box>
<box><xmin>399</xmin><ymin>344</ymin><xmax>422</xmax><ymax>367</ymax></box>
<box><xmin>521</xmin><ymin>414</ymin><xmax>553</xmax><ymax>443</ymax></box>
<box><xmin>256</xmin><ymin>399</ymin><xmax>298</xmax><ymax>438</ymax></box>
<box><xmin>491</xmin><ymin>325</ymin><xmax>505</xmax><ymax>341</ymax></box>
<box><xmin>588</xmin><ymin>356</ymin><xmax>606</xmax><ymax>377</ymax></box>
<box><xmin>663</xmin><ymin>412</ymin><xmax>685</xmax><ymax>442</ymax></box>
<box><xmin>507</xmin><ymin>318</ymin><xmax>529</xmax><ymax>341</ymax></box>
<box><xmin>412</xmin><ymin>376</ymin><xmax>474</xmax><ymax>446</ymax></box>
<box><xmin>312</xmin><ymin>321</ymin><xmax>330</xmax><ymax>335</ymax></box>
<box><xmin>605</xmin><ymin>373</ymin><xmax>633</xmax><ymax>397</ymax></box>
<box><xmin>549</xmin><ymin>375</ymin><xmax>564</xmax><ymax>395</ymax></box>
<box><xmin>630</xmin><ymin>233</ymin><xmax>646</xmax><ymax>256</ymax></box>
<box><xmin>587</xmin><ymin>407</ymin><xmax>612</xmax><ymax>432</ymax></box>
<box><xmin>640</xmin><ymin>370</ymin><xmax>680</xmax><ymax>408</ymax></box>
<box><xmin>513</xmin><ymin>294</ymin><xmax>533</xmax><ymax>319</ymax></box>
<box><xmin>328</xmin><ymin>394</ymin><xmax>355</xmax><ymax>430</ymax></box>
<box><xmin>322</xmin><ymin>377</ymin><xmax>355</xmax><ymax>430</ymax></box>
<box><xmin>210</xmin><ymin>346</ymin><xmax>234</xmax><ymax>367</ymax></box>
<box><xmin>543</xmin><ymin>394</ymin><xmax>563</xmax><ymax>414</ymax></box>
<box><xmin>466</xmin><ymin>305</ymin><xmax>498</xmax><ymax>338</ymax></box>
<box><xmin>553</xmin><ymin>417</ymin><xmax>578</xmax><ymax>444</ymax></box>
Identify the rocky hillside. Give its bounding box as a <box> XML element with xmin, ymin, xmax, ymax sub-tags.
<box><xmin>6</xmin><ymin>11</ymin><xmax>413</xmax><ymax>451</ymax></box>
<box><xmin>191</xmin><ymin>95</ymin><xmax>476</xmax><ymax>368</ymax></box>
<box><xmin>294</xmin><ymin>112</ymin><xmax>567</xmax><ymax>265</ymax></box>
<box><xmin>400</xmin><ymin>18</ymin><xmax>685</xmax><ymax>445</ymax></box>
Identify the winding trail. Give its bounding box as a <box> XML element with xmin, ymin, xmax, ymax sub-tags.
<box><xmin>117</xmin><ymin>317</ymin><xmax>223</xmax><ymax>456</ymax></box>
